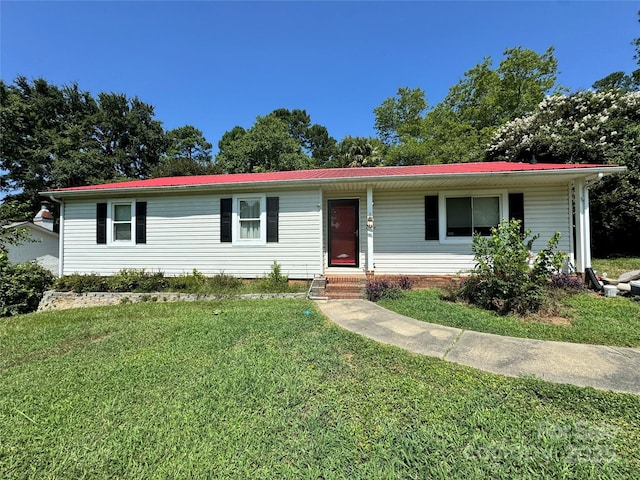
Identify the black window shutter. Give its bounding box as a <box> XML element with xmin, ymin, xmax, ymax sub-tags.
<box><xmin>97</xmin><ymin>203</ymin><xmax>107</xmax><ymax>244</ymax></box>
<box><xmin>508</xmin><ymin>193</ymin><xmax>525</xmax><ymax>234</ymax></box>
<box><xmin>220</xmin><ymin>198</ymin><xmax>232</xmax><ymax>243</ymax></box>
<box><xmin>424</xmin><ymin>196</ymin><xmax>439</xmax><ymax>240</ymax></box>
<box><xmin>136</xmin><ymin>201</ymin><xmax>147</xmax><ymax>244</ymax></box>
<box><xmin>267</xmin><ymin>197</ymin><xmax>279</xmax><ymax>243</ymax></box>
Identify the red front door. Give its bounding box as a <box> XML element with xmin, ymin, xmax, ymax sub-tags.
<box><xmin>328</xmin><ymin>199</ymin><xmax>359</xmax><ymax>267</ymax></box>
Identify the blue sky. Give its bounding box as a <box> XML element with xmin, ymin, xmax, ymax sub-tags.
<box><xmin>1</xmin><ymin>1</ymin><xmax>638</xmax><ymax>153</ymax></box>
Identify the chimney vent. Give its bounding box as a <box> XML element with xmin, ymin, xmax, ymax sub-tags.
<box><xmin>34</xmin><ymin>201</ymin><xmax>54</xmax><ymax>231</ymax></box>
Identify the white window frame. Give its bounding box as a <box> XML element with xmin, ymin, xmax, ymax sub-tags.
<box><xmin>232</xmin><ymin>194</ymin><xmax>266</xmax><ymax>245</ymax></box>
<box><xmin>107</xmin><ymin>199</ymin><xmax>135</xmax><ymax>246</ymax></box>
<box><xmin>438</xmin><ymin>190</ymin><xmax>508</xmax><ymax>244</ymax></box>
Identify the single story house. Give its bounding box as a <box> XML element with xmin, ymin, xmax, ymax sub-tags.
<box><xmin>42</xmin><ymin>162</ymin><xmax>624</xmax><ymax>280</ymax></box>
<box><xmin>3</xmin><ymin>202</ymin><xmax>59</xmax><ymax>275</ymax></box>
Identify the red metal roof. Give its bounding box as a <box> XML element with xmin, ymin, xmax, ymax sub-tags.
<box><xmin>45</xmin><ymin>162</ymin><xmax>615</xmax><ymax>193</ymax></box>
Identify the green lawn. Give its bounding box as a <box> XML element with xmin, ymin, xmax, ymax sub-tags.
<box><xmin>380</xmin><ymin>290</ymin><xmax>640</xmax><ymax>347</ymax></box>
<box><xmin>592</xmin><ymin>257</ymin><xmax>640</xmax><ymax>279</ymax></box>
<box><xmin>1</xmin><ymin>300</ymin><xmax>639</xmax><ymax>479</ymax></box>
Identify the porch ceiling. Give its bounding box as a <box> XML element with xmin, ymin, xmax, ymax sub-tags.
<box><xmin>319</xmin><ymin>171</ymin><xmax>603</xmax><ymax>192</ymax></box>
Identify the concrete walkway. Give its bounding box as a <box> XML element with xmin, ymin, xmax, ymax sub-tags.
<box><xmin>315</xmin><ymin>299</ymin><xmax>640</xmax><ymax>395</ymax></box>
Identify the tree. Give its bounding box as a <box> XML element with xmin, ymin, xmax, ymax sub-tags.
<box><xmin>91</xmin><ymin>92</ymin><xmax>166</xmax><ymax>179</ymax></box>
<box><xmin>151</xmin><ymin>126</ymin><xmax>217</xmax><ymax>177</ymax></box>
<box><xmin>215</xmin><ymin>115</ymin><xmax>311</xmax><ymax>173</ymax></box>
<box><xmin>267</xmin><ymin>109</ymin><xmax>337</xmax><ymax>166</ymax></box>
<box><xmin>373</xmin><ymin>87</ymin><xmax>427</xmax><ymax>147</ymax></box>
<box><xmin>374</xmin><ymin>48</ymin><xmax>562</xmax><ymax>165</ymax></box>
<box><xmin>331</xmin><ymin>136</ymin><xmax>384</xmax><ymax>168</ymax></box>
<box><xmin>1</xmin><ymin>77</ymin><xmax>167</xmax><ymax>211</ymax></box>
<box><xmin>487</xmin><ymin>91</ymin><xmax>640</xmax><ymax>164</ymax></box>
<box><xmin>487</xmin><ymin>90</ymin><xmax>640</xmax><ymax>255</ymax></box>
<box><xmin>215</xmin><ymin>109</ymin><xmax>336</xmax><ymax>173</ymax></box>
<box><xmin>401</xmin><ymin>105</ymin><xmax>486</xmax><ymax>165</ymax></box>
<box><xmin>593</xmin><ymin>10</ymin><xmax>640</xmax><ymax>92</ymax></box>
<box><xmin>165</xmin><ymin>125</ymin><xmax>213</xmax><ymax>164</ymax></box>
<box><xmin>592</xmin><ymin>71</ymin><xmax>639</xmax><ymax>92</ymax></box>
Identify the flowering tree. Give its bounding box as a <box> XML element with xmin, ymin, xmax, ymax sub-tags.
<box><xmin>487</xmin><ymin>90</ymin><xmax>640</xmax><ymax>255</ymax></box>
<box><xmin>487</xmin><ymin>90</ymin><xmax>639</xmax><ymax>165</ymax></box>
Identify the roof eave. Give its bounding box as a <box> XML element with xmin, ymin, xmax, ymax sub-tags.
<box><xmin>41</xmin><ymin>165</ymin><xmax>627</xmax><ymax>199</ymax></box>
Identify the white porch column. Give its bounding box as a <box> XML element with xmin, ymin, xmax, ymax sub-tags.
<box><xmin>366</xmin><ymin>186</ymin><xmax>374</xmax><ymax>272</ymax></box>
<box><xmin>574</xmin><ymin>179</ymin><xmax>592</xmax><ymax>273</ymax></box>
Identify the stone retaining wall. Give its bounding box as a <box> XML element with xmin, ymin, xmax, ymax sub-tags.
<box><xmin>38</xmin><ymin>291</ymin><xmax>307</xmax><ymax>311</ymax></box>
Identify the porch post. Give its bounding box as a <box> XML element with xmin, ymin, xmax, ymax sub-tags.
<box><xmin>568</xmin><ymin>183</ymin><xmax>576</xmax><ymax>272</ymax></box>
<box><xmin>366</xmin><ymin>186</ymin><xmax>374</xmax><ymax>272</ymax></box>
<box><xmin>574</xmin><ymin>179</ymin><xmax>591</xmax><ymax>273</ymax></box>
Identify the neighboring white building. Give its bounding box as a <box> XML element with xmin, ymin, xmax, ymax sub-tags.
<box><xmin>4</xmin><ymin>202</ymin><xmax>59</xmax><ymax>275</ymax></box>
<box><xmin>42</xmin><ymin>162</ymin><xmax>625</xmax><ymax>280</ymax></box>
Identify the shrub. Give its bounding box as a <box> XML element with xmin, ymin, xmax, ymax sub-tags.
<box><xmin>108</xmin><ymin>269</ymin><xmax>167</xmax><ymax>293</ymax></box>
<box><xmin>167</xmin><ymin>270</ymin><xmax>243</xmax><ymax>294</ymax></box>
<box><xmin>208</xmin><ymin>272</ymin><xmax>243</xmax><ymax>291</ymax></box>
<box><xmin>396</xmin><ymin>275</ymin><xmax>414</xmax><ymax>291</ymax></box>
<box><xmin>0</xmin><ymin>254</ymin><xmax>55</xmax><ymax>316</ymax></box>
<box><xmin>258</xmin><ymin>262</ymin><xmax>290</xmax><ymax>293</ymax></box>
<box><xmin>366</xmin><ymin>279</ymin><xmax>403</xmax><ymax>302</ymax></box>
<box><xmin>54</xmin><ymin>273</ymin><xmax>110</xmax><ymax>293</ymax></box>
<box><xmin>56</xmin><ymin>274</ymin><xmax>96</xmax><ymax>292</ymax></box>
<box><xmin>551</xmin><ymin>273</ymin><xmax>586</xmax><ymax>291</ymax></box>
<box><xmin>458</xmin><ymin>219</ymin><xmax>565</xmax><ymax>315</ymax></box>
<box><xmin>166</xmin><ymin>269</ymin><xmax>206</xmax><ymax>293</ymax></box>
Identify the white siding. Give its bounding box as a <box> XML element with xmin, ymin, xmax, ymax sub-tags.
<box><xmin>6</xmin><ymin>226</ymin><xmax>59</xmax><ymax>274</ymax></box>
<box><xmin>61</xmin><ymin>184</ymin><xmax>573</xmax><ymax>279</ymax></box>
<box><xmin>371</xmin><ymin>186</ymin><xmax>572</xmax><ymax>275</ymax></box>
<box><xmin>523</xmin><ymin>186</ymin><xmax>571</xmax><ymax>252</ymax></box>
<box><xmin>62</xmin><ymin>189</ymin><xmax>322</xmax><ymax>279</ymax></box>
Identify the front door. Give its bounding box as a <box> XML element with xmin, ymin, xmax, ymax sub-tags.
<box><xmin>328</xmin><ymin>199</ymin><xmax>359</xmax><ymax>267</ymax></box>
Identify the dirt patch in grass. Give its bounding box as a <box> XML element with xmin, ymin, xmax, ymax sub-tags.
<box><xmin>524</xmin><ymin>313</ymin><xmax>571</xmax><ymax>327</ymax></box>
<box><xmin>2</xmin><ymin>331</ymin><xmax>113</xmax><ymax>371</ymax></box>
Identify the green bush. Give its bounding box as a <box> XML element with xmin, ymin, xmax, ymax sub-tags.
<box><xmin>108</xmin><ymin>269</ymin><xmax>167</xmax><ymax>293</ymax></box>
<box><xmin>53</xmin><ymin>267</ymin><xmax>293</xmax><ymax>295</ymax></box>
<box><xmin>166</xmin><ymin>269</ymin><xmax>242</xmax><ymax>294</ymax></box>
<box><xmin>258</xmin><ymin>262</ymin><xmax>289</xmax><ymax>293</ymax></box>
<box><xmin>208</xmin><ymin>272</ymin><xmax>243</xmax><ymax>291</ymax></box>
<box><xmin>458</xmin><ymin>220</ymin><xmax>565</xmax><ymax>315</ymax></box>
<box><xmin>54</xmin><ymin>273</ymin><xmax>110</xmax><ymax>293</ymax></box>
<box><xmin>0</xmin><ymin>254</ymin><xmax>55</xmax><ymax>316</ymax></box>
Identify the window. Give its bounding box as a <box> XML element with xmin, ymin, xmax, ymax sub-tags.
<box><xmin>224</xmin><ymin>195</ymin><xmax>279</xmax><ymax>245</ymax></box>
<box><xmin>113</xmin><ymin>203</ymin><xmax>132</xmax><ymax>241</ymax></box>
<box><xmin>239</xmin><ymin>198</ymin><xmax>261</xmax><ymax>240</ymax></box>
<box><xmin>96</xmin><ymin>201</ymin><xmax>146</xmax><ymax>245</ymax></box>
<box><xmin>446</xmin><ymin>196</ymin><xmax>500</xmax><ymax>237</ymax></box>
